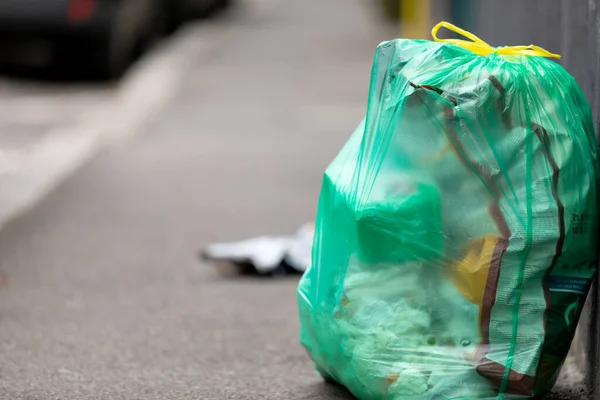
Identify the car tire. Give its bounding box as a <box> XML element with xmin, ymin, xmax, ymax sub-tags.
<box><xmin>214</xmin><ymin>0</ymin><xmax>232</xmax><ymax>11</ymax></box>
<box><xmin>166</xmin><ymin>1</ymin><xmax>186</xmax><ymax>33</ymax></box>
<box><xmin>89</xmin><ymin>3</ymin><xmax>136</xmax><ymax>80</ymax></box>
<box><xmin>58</xmin><ymin>35</ymin><xmax>128</xmax><ymax>81</ymax></box>
<box><xmin>168</xmin><ymin>0</ymin><xmax>230</xmax><ymax>31</ymax></box>
<box><xmin>145</xmin><ymin>1</ymin><xmax>169</xmax><ymax>47</ymax></box>
<box><xmin>90</xmin><ymin>37</ymin><xmax>129</xmax><ymax>80</ymax></box>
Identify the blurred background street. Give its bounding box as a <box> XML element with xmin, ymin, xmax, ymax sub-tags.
<box><xmin>0</xmin><ymin>0</ymin><xmax>597</xmax><ymax>399</ymax></box>
<box><xmin>0</xmin><ymin>0</ymin><xmax>393</xmax><ymax>398</ymax></box>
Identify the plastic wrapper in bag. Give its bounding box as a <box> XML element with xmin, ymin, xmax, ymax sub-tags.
<box><xmin>297</xmin><ymin>22</ymin><xmax>599</xmax><ymax>399</ymax></box>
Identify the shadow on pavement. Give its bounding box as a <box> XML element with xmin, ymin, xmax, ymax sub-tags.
<box><xmin>307</xmin><ymin>381</ymin><xmax>356</xmax><ymax>400</ymax></box>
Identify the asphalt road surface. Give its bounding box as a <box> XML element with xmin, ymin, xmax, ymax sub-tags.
<box><xmin>0</xmin><ymin>0</ymin><xmax>589</xmax><ymax>399</ymax></box>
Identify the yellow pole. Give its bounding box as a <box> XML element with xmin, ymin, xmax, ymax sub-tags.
<box><xmin>399</xmin><ymin>0</ymin><xmax>431</xmax><ymax>39</ymax></box>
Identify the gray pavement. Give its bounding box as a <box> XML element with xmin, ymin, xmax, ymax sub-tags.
<box><xmin>0</xmin><ymin>1</ymin><xmax>389</xmax><ymax>399</ymax></box>
<box><xmin>0</xmin><ymin>1</ymin><xmax>587</xmax><ymax>399</ymax></box>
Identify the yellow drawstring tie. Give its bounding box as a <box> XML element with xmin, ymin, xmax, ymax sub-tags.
<box><xmin>431</xmin><ymin>21</ymin><xmax>561</xmax><ymax>59</ymax></box>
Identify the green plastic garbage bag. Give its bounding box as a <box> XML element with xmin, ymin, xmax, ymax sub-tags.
<box><xmin>297</xmin><ymin>21</ymin><xmax>599</xmax><ymax>400</ymax></box>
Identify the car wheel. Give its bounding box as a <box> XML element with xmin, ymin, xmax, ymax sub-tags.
<box><xmin>166</xmin><ymin>0</ymin><xmax>186</xmax><ymax>33</ymax></box>
<box><xmin>91</xmin><ymin>38</ymin><xmax>129</xmax><ymax>80</ymax></box>
<box><xmin>145</xmin><ymin>1</ymin><xmax>169</xmax><ymax>47</ymax></box>
<box><xmin>167</xmin><ymin>0</ymin><xmax>223</xmax><ymax>31</ymax></box>
<box><xmin>89</xmin><ymin>4</ymin><xmax>134</xmax><ymax>79</ymax></box>
<box><xmin>214</xmin><ymin>0</ymin><xmax>232</xmax><ymax>11</ymax></box>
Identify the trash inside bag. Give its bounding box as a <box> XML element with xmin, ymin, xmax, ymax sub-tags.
<box><xmin>297</xmin><ymin>22</ymin><xmax>599</xmax><ymax>400</ymax></box>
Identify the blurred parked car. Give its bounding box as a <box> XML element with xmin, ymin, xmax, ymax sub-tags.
<box><xmin>0</xmin><ymin>0</ymin><xmax>230</xmax><ymax>79</ymax></box>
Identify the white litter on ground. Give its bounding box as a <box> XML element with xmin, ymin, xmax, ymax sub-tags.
<box><xmin>201</xmin><ymin>222</ymin><xmax>314</xmax><ymax>275</ymax></box>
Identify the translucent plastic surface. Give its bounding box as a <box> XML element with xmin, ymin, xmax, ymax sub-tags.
<box><xmin>297</xmin><ymin>37</ymin><xmax>599</xmax><ymax>399</ymax></box>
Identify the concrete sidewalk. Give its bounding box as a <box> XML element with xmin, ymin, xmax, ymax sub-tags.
<box><xmin>0</xmin><ymin>0</ymin><xmax>585</xmax><ymax>399</ymax></box>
